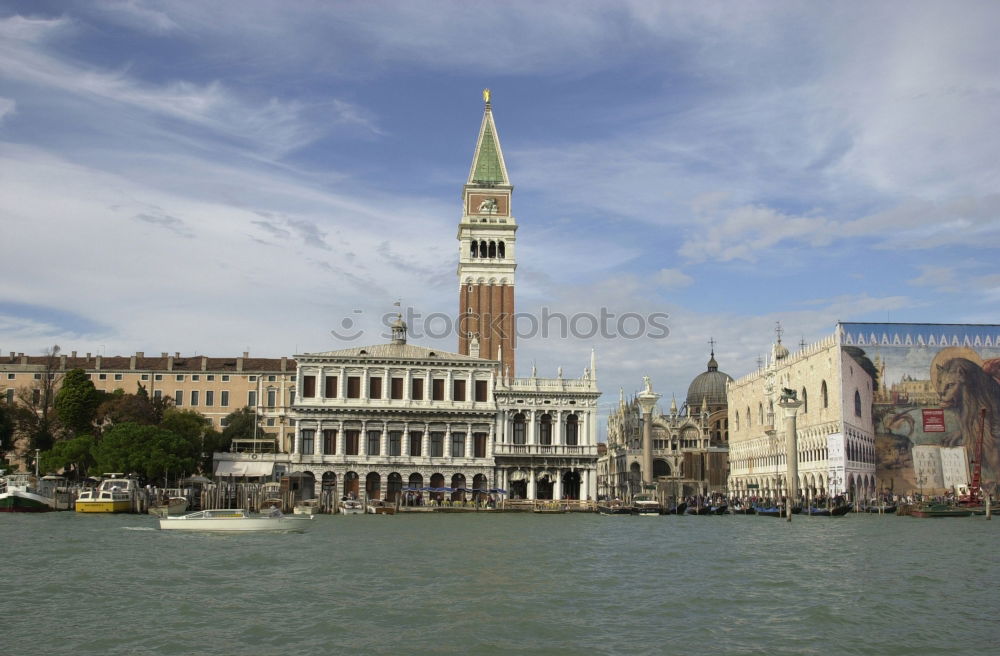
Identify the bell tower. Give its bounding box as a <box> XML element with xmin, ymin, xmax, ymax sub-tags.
<box><xmin>457</xmin><ymin>89</ymin><xmax>517</xmax><ymax>376</ymax></box>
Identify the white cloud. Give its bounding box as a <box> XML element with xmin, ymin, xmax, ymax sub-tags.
<box><xmin>655</xmin><ymin>268</ymin><xmax>693</xmax><ymax>289</ymax></box>
<box><xmin>0</xmin><ymin>97</ymin><xmax>15</xmax><ymax>123</ymax></box>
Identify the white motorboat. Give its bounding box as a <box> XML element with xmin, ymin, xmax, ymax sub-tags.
<box><xmin>631</xmin><ymin>495</ymin><xmax>661</xmax><ymax>516</ymax></box>
<box><xmin>0</xmin><ymin>474</ymin><xmax>54</xmax><ymax>512</ymax></box>
<box><xmin>159</xmin><ymin>508</ymin><xmax>314</xmax><ymax>532</ymax></box>
<box><xmin>339</xmin><ymin>498</ymin><xmax>364</xmax><ymax>515</ymax></box>
<box><xmin>293</xmin><ymin>499</ymin><xmax>320</xmax><ymax>516</ymax></box>
<box><xmin>148</xmin><ymin>496</ymin><xmax>190</xmax><ymax>518</ymax></box>
<box><xmin>75</xmin><ymin>474</ymin><xmax>137</xmax><ymax>513</ymax></box>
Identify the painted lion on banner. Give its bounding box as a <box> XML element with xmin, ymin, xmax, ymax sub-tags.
<box><xmin>936</xmin><ymin>357</ymin><xmax>1000</xmax><ymax>483</ymax></box>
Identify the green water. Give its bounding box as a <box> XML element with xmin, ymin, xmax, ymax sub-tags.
<box><xmin>1</xmin><ymin>512</ymin><xmax>996</xmax><ymax>655</ymax></box>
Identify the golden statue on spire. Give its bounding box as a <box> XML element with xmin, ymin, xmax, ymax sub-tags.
<box><xmin>483</xmin><ymin>88</ymin><xmax>491</xmax><ymax>104</ymax></box>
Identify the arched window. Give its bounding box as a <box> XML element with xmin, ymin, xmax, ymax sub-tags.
<box><xmin>488</xmin><ymin>241</ymin><xmax>497</xmax><ymax>258</ymax></box>
<box><xmin>512</xmin><ymin>413</ymin><xmax>526</xmax><ymax>445</ymax></box>
<box><xmin>498</xmin><ymin>241</ymin><xmax>505</xmax><ymax>258</ymax></box>
<box><xmin>802</xmin><ymin>388</ymin><xmax>808</xmax><ymax>413</ymax></box>
<box><xmin>854</xmin><ymin>390</ymin><xmax>862</xmax><ymax>417</ymax></box>
<box><xmin>480</xmin><ymin>240</ymin><xmax>487</xmax><ymax>256</ymax></box>
<box><xmin>539</xmin><ymin>413</ymin><xmax>552</xmax><ymax>445</ymax></box>
<box><xmin>734</xmin><ymin>412</ymin><xmax>740</xmax><ymax>431</ymax></box>
<box><xmin>565</xmin><ymin>413</ymin><xmax>579</xmax><ymax>446</ymax></box>
<box><xmin>821</xmin><ymin>380</ymin><xmax>828</xmax><ymax>408</ymax></box>
<box><xmin>758</xmin><ymin>403</ymin><xmax>764</xmax><ymax>424</ymax></box>
<box><xmin>470</xmin><ymin>241</ymin><xmax>478</xmax><ymax>258</ymax></box>
<box><xmin>746</xmin><ymin>407</ymin><xmax>751</xmax><ymax>427</ymax></box>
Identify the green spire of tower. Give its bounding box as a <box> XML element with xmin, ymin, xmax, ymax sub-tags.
<box><xmin>467</xmin><ymin>89</ymin><xmax>510</xmax><ymax>187</ymax></box>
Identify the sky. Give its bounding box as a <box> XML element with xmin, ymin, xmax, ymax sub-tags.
<box><xmin>2</xmin><ymin>1</ymin><xmax>999</xmax><ymax>434</ymax></box>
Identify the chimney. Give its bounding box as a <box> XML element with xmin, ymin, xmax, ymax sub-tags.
<box><xmin>129</xmin><ymin>355</ymin><xmax>136</xmax><ymax>370</ymax></box>
<box><xmin>237</xmin><ymin>354</ymin><xmax>244</xmax><ymax>373</ymax></box>
<box><xmin>20</xmin><ymin>353</ymin><xmax>27</xmax><ymax>365</ymax></box>
<box><xmin>136</xmin><ymin>351</ymin><xmax>144</xmax><ymax>358</ymax></box>
<box><xmin>280</xmin><ymin>356</ymin><xmax>287</xmax><ymax>372</ymax></box>
<box><xmin>201</xmin><ymin>356</ymin><xmax>208</xmax><ymax>371</ymax></box>
<box><xmin>59</xmin><ymin>354</ymin><xmax>67</xmax><ymax>369</ymax></box>
<box><xmin>95</xmin><ymin>355</ymin><xmax>102</xmax><ymax>370</ymax></box>
<box><xmin>160</xmin><ymin>352</ymin><xmax>167</xmax><ymax>358</ymax></box>
<box><xmin>174</xmin><ymin>352</ymin><xmax>180</xmax><ymax>359</ymax></box>
<box><xmin>71</xmin><ymin>351</ymin><xmax>77</xmax><ymax>358</ymax></box>
<box><xmin>167</xmin><ymin>355</ymin><xmax>174</xmax><ymax>371</ymax></box>
<box><xmin>86</xmin><ymin>352</ymin><xmax>91</xmax><ymax>360</ymax></box>
<box><xmin>8</xmin><ymin>352</ymin><xmax>13</xmax><ymax>362</ymax></box>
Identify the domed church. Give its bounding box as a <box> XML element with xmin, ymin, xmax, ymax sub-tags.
<box><xmin>599</xmin><ymin>346</ymin><xmax>733</xmax><ymax>502</ymax></box>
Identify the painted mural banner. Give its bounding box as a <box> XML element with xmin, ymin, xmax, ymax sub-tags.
<box><xmin>841</xmin><ymin>323</ymin><xmax>1000</xmax><ymax>495</ymax></box>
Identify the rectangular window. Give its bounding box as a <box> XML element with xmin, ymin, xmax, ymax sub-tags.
<box><xmin>391</xmin><ymin>377</ymin><xmax>403</xmax><ymax>400</ymax></box>
<box><xmin>249</xmin><ymin>375</ymin><xmax>257</xmax><ymax>382</ymax></box>
<box><xmin>34</xmin><ymin>373</ymin><xmax>41</xmax><ymax>380</ymax></box>
<box><xmin>221</xmin><ymin>391</ymin><xmax>229</xmax><ymax>407</ymax></box>
<box><xmin>140</xmin><ymin>374</ymin><xmax>148</xmax><ymax>381</ymax></box>
<box><xmin>367</xmin><ymin>430</ymin><xmax>381</xmax><ymax>456</ymax></box>
<box><xmin>5</xmin><ymin>373</ymin><xmax>13</xmax><ymax>380</ymax></box>
<box><xmin>266</xmin><ymin>388</ymin><xmax>276</xmax><ymax>408</ymax></box>
<box><xmin>324</xmin><ymin>376</ymin><xmax>337</xmax><ymax>398</ymax></box>
<box><xmin>301</xmin><ymin>429</ymin><xmax>315</xmax><ymax>455</ymax></box>
<box><xmin>347</xmin><ymin>376</ymin><xmax>361</xmax><ymax>398</ymax></box>
<box><xmin>220</xmin><ymin>417</ymin><xmax>229</xmax><ymax>428</ymax></box>
<box><xmin>114</xmin><ymin>373</ymin><xmax>123</xmax><ymax>381</ymax></box>
<box><xmin>222</xmin><ymin>375</ymin><xmax>229</xmax><ymax>382</ymax></box>
<box><xmin>268</xmin><ymin>375</ymin><xmax>276</xmax><ymax>382</ymax></box>
<box><xmin>474</xmin><ymin>432</ymin><xmax>487</xmax><ymax>458</ymax></box>
<box><xmin>475</xmin><ymin>380</ymin><xmax>488</xmax><ymax>402</ymax></box>
<box><xmin>451</xmin><ymin>432</ymin><xmax>466</xmax><ymax>457</ymax></box>
<box><xmin>411</xmin><ymin>378</ymin><xmax>424</xmax><ymax>400</ymax></box>
<box><xmin>207</xmin><ymin>375</ymin><xmax>215</xmax><ymax>381</ymax></box>
<box><xmin>190</xmin><ymin>390</ymin><xmax>199</xmax><ymax>406</ymax></box>
<box><xmin>303</xmin><ymin>375</ymin><xmax>316</xmax><ymax>397</ymax></box>
<box><xmin>346</xmin><ymin>430</ymin><xmax>360</xmax><ymax>455</ymax></box>
<box><xmin>409</xmin><ymin>431</ymin><xmax>422</xmax><ymax>457</ymax></box>
<box><xmin>389</xmin><ymin>431</ymin><xmax>402</xmax><ymax>456</ymax></box>
<box><xmin>432</xmin><ymin>379</ymin><xmax>445</xmax><ymax>401</ymax></box>
<box><xmin>369</xmin><ymin>377</ymin><xmax>382</xmax><ymax>399</ymax></box>
<box><xmin>153</xmin><ymin>390</ymin><xmax>162</xmax><ymax>400</ymax></box>
<box><xmin>174</xmin><ymin>390</ymin><xmax>183</xmax><ymax>406</ymax></box>
<box><xmin>176</xmin><ymin>374</ymin><xmax>184</xmax><ymax>381</ymax></box>
<box><xmin>430</xmin><ymin>432</ymin><xmax>444</xmax><ymax>457</ymax></box>
<box><xmin>205</xmin><ymin>390</ymin><xmax>214</xmax><ymax>406</ymax></box>
<box><xmin>155</xmin><ymin>374</ymin><xmax>163</xmax><ymax>381</ymax></box>
<box><xmin>99</xmin><ymin>373</ymin><xmax>107</xmax><ymax>380</ymax></box>
<box><xmin>453</xmin><ymin>380</ymin><xmax>466</xmax><ymax>402</ymax></box>
<box><xmin>266</xmin><ymin>418</ymin><xmax>275</xmax><ymax>427</ymax></box>
<box><xmin>289</xmin><ymin>390</ymin><xmax>295</xmax><ymax>405</ymax></box>
<box><xmin>248</xmin><ymin>390</ymin><xmax>257</xmax><ymax>407</ymax></box>
<box><xmin>192</xmin><ymin>375</ymin><xmax>200</xmax><ymax>381</ymax></box>
<box><xmin>323</xmin><ymin>429</ymin><xmax>337</xmax><ymax>455</ymax></box>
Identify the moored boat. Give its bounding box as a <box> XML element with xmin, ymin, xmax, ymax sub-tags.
<box><xmin>294</xmin><ymin>499</ymin><xmax>320</xmax><ymax>516</ymax></box>
<box><xmin>804</xmin><ymin>504</ymin><xmax>852</xmax><ymax>517</ymax></box>
<box><xmin>159</xmin><ymin>508</ymin><xmax>313</xmax><ymax>532</ymax></box>
<box><xmin>909</xmin><ymin>503</ymin><xmax>974</xmax><ymax>518</ymax></box>
<box><xmin>339</xmin><ymin>498</ymin><xmax>364</xmax><ymax>515</ymax></box>
<box><xmin>75</xmin><ymin>475</ymin><xmax>137</xmax><ymax>513</ymax></box>
<box><xmin>630</xmin><ymin>495</ymin><xmax>661</xmax><ymax>516</ymax></box>
<box><xmin>597</xmin><ymin>503</ymin><xmax>631</xmax><ymax>515</ymax></box>
<box><xmin>0</xmin><ymin>474</ymin><xmax>54</xmax><ymax>512</ymax></box>
<box><xmin>148</xmin><ymin>496</ymin><xmax>189</xmax><ymax>518</ymax></box>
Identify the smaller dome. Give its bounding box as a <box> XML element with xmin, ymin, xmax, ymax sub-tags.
<box><xmin>685</xmin><ymin>352</ymin><xmax>733</xmax><ymax>411</ymax></box>
<box><xmin>773</xmin><ymin>341</ymin><xmax>790</xmax><ymax>361</ymax></box>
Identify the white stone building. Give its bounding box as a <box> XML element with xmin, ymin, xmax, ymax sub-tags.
<box><xmin>727</xmin><ymin>328</ymin><xmax>877</xmax><ymax>502</ymax></box>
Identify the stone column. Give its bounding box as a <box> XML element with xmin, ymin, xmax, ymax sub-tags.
<box><xmin>293</xmin><ymin>423</ymin><xmax>302</xmax><ymax>455</ymax></box>
<box><xmin>360</xmin><ymin>419</ymin><xmax>368</xmax><ymax>457</ymax></box>
<box><xmin>554</xmin><ymin>410</ymin><xmax>563</xmax><ymax>447</ymax></box>
<box><xmin>554</xmin><ymin>470</ymin><xmax>563</xmax><ymax>500</ymax></box>
<box><xmin>421</xmin><ymin>423</ymin><xmax>430</xmax><ymax>458</ymax></box>
<box><xmin>466</xmin><ymin>422</ymin><xmax>473</xmax><ymax>459</ymax></box>
<box><xmin>337</xmin><ymin>420</ymin><xmax>345</xmax><ymax>456</ymax></box>
<box><xmin>315</xmin><ymin>420</ymin><xmax>323</xmax><ymax>456</ymax></box>
<box><xmin>527</xmin><ymin>469</ymin><xmax>537</xmax><ymax>500</ymax></box>
<box><xmin>527</xmin><ymin>409</ymin><xmax>536</xmax><ymax>445</ymax></box>
<box><xmin>338</xmin><ymin>367</ymin><xmax>346</xmax><ymax>399</ymax></box>
<box><xmin>380</xmin><ymin>421</ymin><xmax>388</xmax><ymax>457</ymax></box>
<box><xmin>636</xmin><ymin>378</ymin><xmax>661</xmax><ymax>488</ymax></box>
<box><xmin>318</xmin><ymin>366</ymin><xmax>325</xmax><ymax>399</ymax></box>
<box><xmin>780</xmin><ymin>396</ymin><xmax>804</xmax><ymax>521</ymax></box>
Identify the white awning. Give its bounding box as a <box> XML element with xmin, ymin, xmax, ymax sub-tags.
<box><xmin>214</xmin><ymin>460</ymin><xmax>274</xmax><ymax>477</ymax></box>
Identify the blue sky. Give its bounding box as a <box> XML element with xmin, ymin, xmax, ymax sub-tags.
<box><xmin>2</xmin><ymin>1</ymin><xmax>999</xmax><ymax>429</ymax></box>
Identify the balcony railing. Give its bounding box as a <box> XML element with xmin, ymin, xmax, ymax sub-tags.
<box><xmin>493</xmin><ymin>443</ymin><xmax>597</xmax><ymax>457</ymax></box>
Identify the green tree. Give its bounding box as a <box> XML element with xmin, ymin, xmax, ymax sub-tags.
<box><xmin>97</xmin><ymin>384</ymin><xmax>170</xmax><ymax>426</ymax></box>
<box><xmin>221</xmin><ymin>407</ymin><xmax>256</xmax><ymax>444</ymax></box>
<box><xmin>0</xmin><ymin>400</ymin><xmax>13</xmax><ymax>451</ymax></box>
<box><xmin>55</xmin><ymin>368</ymin><xmax>101</xmax><ymax>436</ymax></box>
<box><xmin>161</xmin><ymin>408</ymin><xmax>221</xmax><ymax>473</ymax></box>
<box><xmin>39</xmin><ymin>434</ymin><xmax>96</xmax><ymax>479</ymax></box>
<box><xmin>92</xmin><ymin>422</ymin><xmax>198</xmax><ymax>483</ymax></box>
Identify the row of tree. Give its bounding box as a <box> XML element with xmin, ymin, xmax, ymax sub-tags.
<box><xmin>1</xmin><ymin>356</ymin><xmax>257</xmax><ymax>484</ymax></box>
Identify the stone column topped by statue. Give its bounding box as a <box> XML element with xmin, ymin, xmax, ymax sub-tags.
<box><xmin>636</xmin><ymin>376</ymin><xmax>661</xmax><ymax>487</ymax></box>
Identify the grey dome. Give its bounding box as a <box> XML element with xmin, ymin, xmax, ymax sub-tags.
<box><xmin>685</xmin><ymin>353</ymin><xmax>733</xmax><ymax>411</ymax></box>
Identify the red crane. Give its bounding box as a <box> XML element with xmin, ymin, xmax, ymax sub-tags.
<box><xmin>965</xmin><ymin>407</ymin><xmax>987</xmax><ymax>505</ymax></box>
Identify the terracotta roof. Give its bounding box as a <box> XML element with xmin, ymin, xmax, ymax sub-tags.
<box><xmin>3</xmin><ymin>354</ymin><xmax>295</xmax><ymax>373</ymax></box>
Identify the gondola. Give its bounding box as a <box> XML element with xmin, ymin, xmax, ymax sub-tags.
<box><xmin>710</xmin><ymin>504</ymin><xmax>728</xmax><ymax>515</ymax></box>
<box><xmin>660</xmin><ymin>501</ymin><xmax>687</xmax><ymax>515</ymax></box>
<box><xmin>754</xmin><ymin>506</ymin><xmax>783</xmax><ymax>518</ymax></box>
<box><xmin>804</xmin><ymin>504</ymin><xmax>852</xmax><ymax>517</ymax></box>
<box><xmin>729</xmin><ymin>506</ymin><xmax>756</xmax><ymax>515</ymax></box>
<box><xmin>685</xmin><ymin>505</ymin><xmax>712</xmax><ymax>515</ymax></box>
<box><xmin>862</xmin><ymin>505</ymin><xmax>897</xmax><ymax>514</ymax></box>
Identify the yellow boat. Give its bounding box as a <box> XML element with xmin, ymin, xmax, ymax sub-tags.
<box><xmin>75</xmin><ymin>475</ymin><xmax>137</xmax><ymax>513</ymax></box>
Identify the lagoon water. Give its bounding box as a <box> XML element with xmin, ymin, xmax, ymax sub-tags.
<box><xmin>2</xmin><ymin>511</ymin><xmax>996</xmax><ymax>655</ymax></box>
